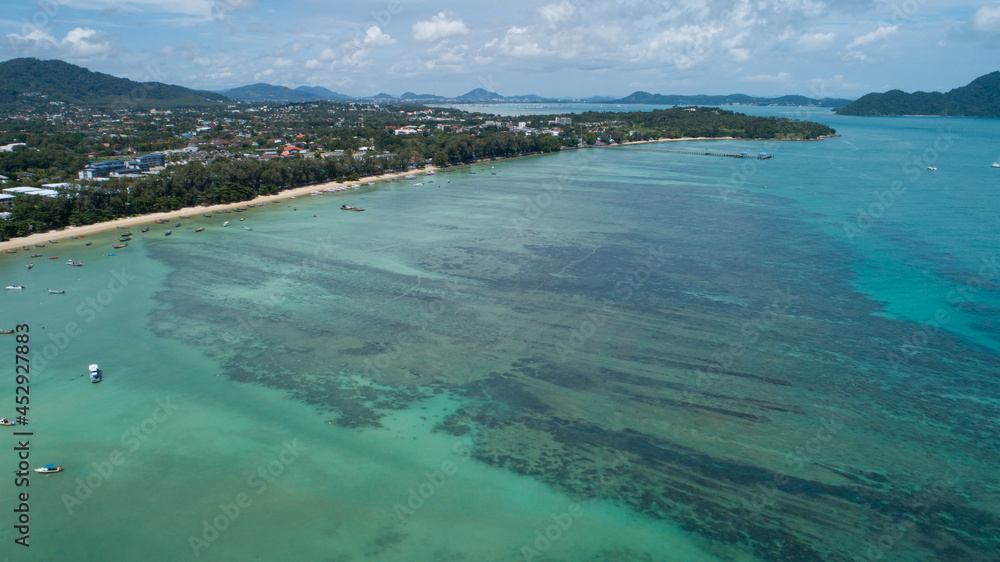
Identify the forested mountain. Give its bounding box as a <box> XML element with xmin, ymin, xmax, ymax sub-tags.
<box><xmin>221</xmin><ymin>83</ymin><xmax>322</xmax><ymax>103</ymax></box>
<box><xmin>835</xmin><ymin>72</ymin><xmax>1000</xmax><ymax>116</ymax></box>
<box><xmin>0</xmin><ymin>58</ymin><xmax>229</xmax><ymax>109</ymax></box>
<box><xmin>614</xmin><ymin>91</ymin><xmax>852</xmax><ymax>108</ymax></box>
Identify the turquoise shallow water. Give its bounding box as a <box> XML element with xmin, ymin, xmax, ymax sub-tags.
<box><xmin>1</xmin><ymin>110</ymin><xmax>999</xmax><ymax>561</ymax></box>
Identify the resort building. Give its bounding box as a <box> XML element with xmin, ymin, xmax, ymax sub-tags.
<box><xmin>2</xmin><ymin>186</ymin><xmax>60</xmax><ymax>198</ymax></box>
<box><xmin>78</xmin><ymin>152</ymin><xmax>166</xmax><ymax>179</ymax></box>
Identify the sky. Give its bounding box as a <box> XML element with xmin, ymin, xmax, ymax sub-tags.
<box><xmin>1</xmin><ymin>0</ymin><xmax>999</xmax><ymax>99</ymax></box>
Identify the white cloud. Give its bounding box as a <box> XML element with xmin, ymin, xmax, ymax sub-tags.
<box><xmin>970</xmin><ymin>5</ymin><xmax>1000</xmax><ymax>33</ymax></box>
<box><xmin>5</xmin><ymin>26</ymin><xmax>115</xmax><ymax>60</ymax></box>
<box><xmin>847</xmin><ymin>25</ymin><xmax>897</xmax><ymax>48</ymax></box>
<box><xmin>413</xmin><ymin>12</ymin><xmax>469</xmax><ymax>43</ymax></box>
<box><xmin>742</xmin><ymin>71</ymin><xmax>793</xmax><ymax>82</ymax></box>
<box><xmin>797</xmin><ymin>32</ymin><xmax>835</xmax><ymax>50</ymax></box>
<box><xmin>539</xmin><ymin>2</ymin><xmax>574</xmax><ymax>27</ymax></box>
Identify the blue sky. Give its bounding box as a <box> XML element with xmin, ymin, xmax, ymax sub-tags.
<box><xmin>1</xmin><ymin>0</ymin><xmax>998</xmax><ymax>99</ymax></box>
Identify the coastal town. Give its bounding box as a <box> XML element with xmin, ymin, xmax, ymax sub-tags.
<box><xmin>0</xmin><ymin>92</ymin><xmax>833</xmax><ymax>241</ymax></box>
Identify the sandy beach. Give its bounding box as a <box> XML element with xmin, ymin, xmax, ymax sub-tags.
<box><xmin>0</xmin><ymin>168</ymin><xmax>430</xmax><ymax>253</ymax></box>
<box><xmin>0</xmin><ymin>137</ymin><xmax>745</xmax><ymax>253</ymax></box>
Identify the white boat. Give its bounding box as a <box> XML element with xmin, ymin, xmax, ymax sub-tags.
<box><xmin>992</xmin><ymin>158</ymin><xmax>1000</xmax><ymax>168</ymax></box>
<box><xmin>89</xmin><ymin>363</ymin><xmax>101</xmax><ymax>383</ymax></box>
<box><xmin>5</xmin><ymin>285</ymin><xmax>24</xmax><ymax>290</ymax></box>
<box><xmin>35</xmin><ymin>464</ymin><xmax>63</xmax><ymax>473</ymax></box>
<box><xmin>927</xmin><ymin>166</ymin><xmax>937</xmax><ymax>171</ymax></box>
<box><xmin>244</xmin><ymin>226</ymin><xmax>252</xmax><ymax>231</ymax></box>
<box><xmin>223</xmin><ymin>221</ymin><xmax>230</xmax><ymax>227</ymax></box>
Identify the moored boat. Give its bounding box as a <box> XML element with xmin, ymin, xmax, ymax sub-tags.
<box><xmin>5</xmin><ymin>285</ymin><xmax>24</xmax><ymax>290</ymax></box>
<box><xmin>89</xmin><ymin>363</ymin><xmax>101</xmax><ymax>383</ymax></box>
<box><xmin>165</xmin><ymin>230</ymin><xmax>172</xmax><ymax>236</ymax></box>
<box><xmin>26</xmin><ymin>263</ymin><xmax>33</xmax><ymax>269</ymax></box>
<box><xmin>48</xmin><ymin>256</ymin><xmax>59</xmax><ymax>260</ymax></box>
<box><xmin>48</xmin><ymin>289</ymin><xmax>65</xmax><ymax>294</ymax></box>
<box><xmin>195</xmin><ymin>227</ymin><xmax>205</xmax><ymax>232</ymax></box>
<box><xmin>223</xmin><ymin>221</ymin><xmax>230</xmax><ymax>227</ymax></box>
<box><xmin>0</xmin><ymin>329</ymin><xmax>14</xmax><ymax>335</ymax></box>
<box><xmin>340</xmin><ymin>205</ymin><xmax>365</xmax><ymax>212</ymax></box>
<box><xmin>114</xmin><ymin>244</ymin><xmax>127</xmax><ymax>249</ymax></box>
<box><xmin>30</xmin><ymin>254</ymin><xmax>42</xmax><ymax>257</ymax></box>
<box><xmin>141</xmin><ymin>227</ymin><xmax>149</xmax><ymax>232</ymax></box>
<box><xmin>86</xmin><ymin>241</ymin><xmax>93</xmax><ymax>246</ymax></box>
<box><xmin>0</xmin><ymin>417</ymin><xmax>14</xmax><ymax>425</ymax></box>
<box><xmin>35</xmin><ymin>464</ymin><xmax>63</xmax><ymax>473</ymax></box>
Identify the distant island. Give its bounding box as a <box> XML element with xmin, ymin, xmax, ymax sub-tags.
<box><xmin>835</xmin><ymin>71</ymin><xmax>1000</xmax><ymax>117</ymax></box>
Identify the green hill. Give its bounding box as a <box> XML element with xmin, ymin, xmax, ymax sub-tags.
<box><xmin>0</xmin><ymin>57</ymin><xmax>230</xmax><ymax>109</ymax></box>
<box><xmin>835</xmin><ymin>72</ymin><xmax>1000</xmax><ymax>116</ymax></box>
<box><xmin>613</xmin><ymin>91</ymin><xmax>852</xmax><ymax>108</ymax></box>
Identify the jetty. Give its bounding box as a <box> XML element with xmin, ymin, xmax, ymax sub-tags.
<box><xmin>601</xmin><ymin>144</ymin><xmax>773</xmax><ymax>160</ymax></box>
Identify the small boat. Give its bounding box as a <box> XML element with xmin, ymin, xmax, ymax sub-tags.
<box><xmin>992</xmin><ymin>159</ymin><xmax>1000</xmax><ymax>169</ymax></box>
<box><xmin>239</xmin><ymin>217</ymin><xmax>245</xmax><ymax>221</ymax></box>
<box><xmin>66</xmin><ymin>260</ymin><xmax>84</xmax><ymax>267</ymax></box>
<box><xmin>3</xmin><ymin>249</ymin><xmax>15</xmax><ymax>254</ymax></box>
<box><xmin>164</xmin><ymin>230</ymin><xmax>172</xmax><ymax>236</ymax></box>
<box><xmin>48</xmin><ymin>256</ymin><xmax>59</xmax><ymax>260</ymax></box>
<box><xmin>70</xmin><ymin>236</ymin><xmax>78</xmax><ymax>239</ymax></box>
<box><xmin>0</xmin><ymin>329</ymin><xmax>14</xmax><ymax>335</ymax></box>
<box><xmin>34</xmin><ymin>243</ymin><xmax>45</xmax><ymax>248</ymax></box>
<box><xmin>108</xmin><ymin>253</ymin><xmax>116</xmax><ymax>256</ymax></box>
<box><xmin>86</xmin><ymin>241</ymin><xmax>93</xmax><ymax>246</ymax></box>
<box><xmin>195</xmin><ymin>227</ymin><xmax>205</xmax><ymax>232</ymax></box>
<box><xmin>26</xmin><ymin>263</ymin><xmax>33</xmax><ymax>270</ymax></box>
<box><xmin>48</xmin><ymin>240</ymin><xmax>57</xmax><ymax>244</ymax></box>
<box><xmin>119</xmin><ymin>237</ymin><xmax>132</xmax><ymax>242</ymax></box>
<box><xmin>0</xmin><ymin>418</ymin><xmax>14</xmax><ymax>425</ymax></box>
<box><xmin>223</xmin><ymin>221</ymin><xmax>230</xmax><ymax>227</ymax></box>
<box><xmin>927</xmin><ymin>166</ymin><xmax>937</xmax><ymax>171</ymax></box>
<box><xmin>89</xmin><ymin>363</ymin><xmax>101</xmax><ymax>383</ymax></box>
<box><xmin>175</xmin><ymin>223</ymin><xmax>181</xmax><ymax>227</ymax></box>
<box><xmin>5</xmin><ymin>285</ymin><xmax>24</xmax><ymax>290</ymax></box>
<box><xmin>121</xmin><ymin>231</ymin><xmax>132</xmax><ymax>236</ymax></box>
<box><xmin>141</xmin><ymin>227</ymin><xmax>149</xmax><ymax>232</ymax></box>
<box><xmin>203</xmin><ymin>214</ymin><xmax>212</xmax><ymax>218</ymax></box>
<box><xmin>340</xmin><ymin>205</ymin><xmax>365</xmax><ymax>212</ymax></box>
<box><xmin>244</xmin><ymin>226</ymin><xmax>252</xmax><ymax>231</ymax></box>
<box><xmin>180</xmin><ymin>216</ymin><xmax>190</xmax><ymax>219</ymax></box>
<box><xmin>48</xmin><ymin>289</ymin><xmax>65</xmax><ymax>294</ymax></box>
<box><xmin>114</xmin><ymin>244</ymin><xmax>127</xmax><ymax>249</ymax></box>
<box><xmin>30</xmin><ymin>254</ymin><xmax>42</xmax><ymax>258</ymax></box>
<box><xmin>34</xmin><ymin>464</ymin><xmax>63</xmax><ymax>473</ymax></box>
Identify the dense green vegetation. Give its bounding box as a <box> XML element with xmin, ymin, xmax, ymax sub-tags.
<box><xmin>0</xmin><ymin>61</ymin><xmax>838</xmax><ymax>241</ymax></box>
<box><xmin>614</xmin><ymin>91</ymin><xmax>852</xmax><ymax>108</ymax></box>
<box><xmin>0</xmin><ymin>58</ymin><xmax>229</xmax><ymax>109</ymax></box>
<box><xmin>835</xmin><ymin>71</ymin><xmax>1000</xmax><ymax>116</ymax></box>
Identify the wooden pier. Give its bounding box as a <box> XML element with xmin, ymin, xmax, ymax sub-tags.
<box><xmin>601</xmin><ymin>144</ymin><xmax>773</xmax><ymax>159</ymax></box>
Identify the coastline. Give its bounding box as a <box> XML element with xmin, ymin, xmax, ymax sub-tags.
<box><xmin>0</xmin><ymin>135</ymin><xmax>789</xmax><ymax>252</ymax></box>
